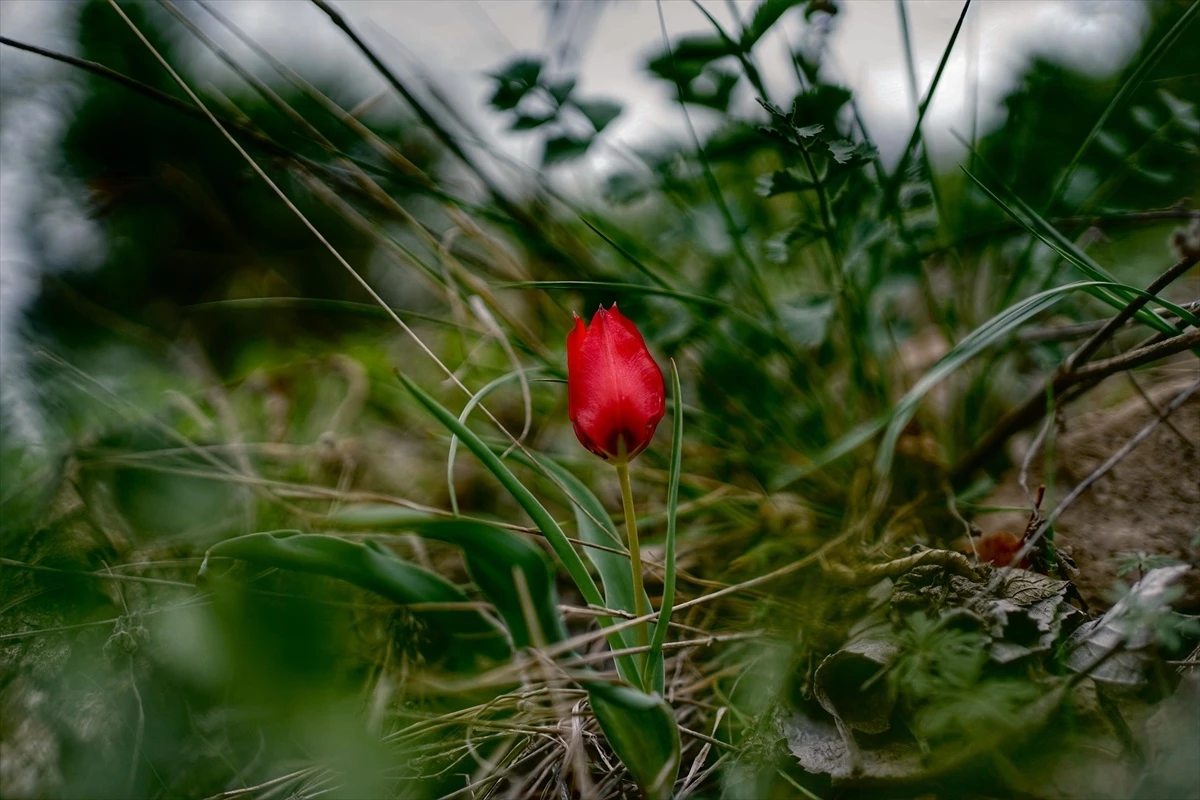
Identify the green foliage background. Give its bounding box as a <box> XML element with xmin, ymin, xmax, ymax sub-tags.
<box><xmin>1</xmin><ymin>0</ymin><xmax>1198</xmax><ymax>798</ymax></box>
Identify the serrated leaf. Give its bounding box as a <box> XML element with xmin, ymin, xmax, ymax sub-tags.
<box><xmin>790</xmin><ymin>84</ymin><xmax>852</xmax><ymax>129</ymax></box>
<box><xmin>755</xmin><ymin>168</ymin><xmax>815</xmax><ymax>197</ymax></box>
<box><xmin>575</xmin><ymin>98</ymin><xmax>623</xmax><ymax>132</ymax></box>
<box><xmin>827</xmin><ymin>138</ymin><xmax>875</xmax><ymax>164</ymax></box>
<box><xmin>704</xmin><ymin>122</ymin><xmax>767</xmax><ymax>161</ymax></box>
<box><xmin>742</xmin><ymin>0</ymin><xmax>806</xmax><ymax>50</ymax></box>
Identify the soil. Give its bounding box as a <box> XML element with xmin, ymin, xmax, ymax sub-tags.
<box><xmin>975</xmin><ymin>376</ymin><xmax>1200</xmax><ymax>609</ymax></box>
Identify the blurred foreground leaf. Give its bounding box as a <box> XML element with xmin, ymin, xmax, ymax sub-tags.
<box><xmin>201</xmin><ymin>531</ymin><xmax>510</xmax><ymax>667</ymax></box>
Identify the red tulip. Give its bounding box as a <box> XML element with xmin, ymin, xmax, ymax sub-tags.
<box><xmin>567</xmin><ymin>304</ymin><xmax>665</xmax><ymax>462</ymax></box>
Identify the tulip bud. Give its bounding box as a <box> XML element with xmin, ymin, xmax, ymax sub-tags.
<box><xmin>567</xmin><ymin>304</ymin><xmax>665</xmax><ymax>462</ymax></box>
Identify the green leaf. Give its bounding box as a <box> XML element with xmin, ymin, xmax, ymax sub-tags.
<box><xmin>543</xmin><ymin>134</ymin><xmax>593</xmax><ymax>165</ymax></box>
<box><xmin>826</xmin><ymin>138</ymin><xmax>877</xmax><ymax>165</ymax></box>
<box><xmin>404</xmin><ymin>518</ymin><xmax>567</xmax><ymax>649</ymax></box>
<box><xmin>742</xmin><ymin>0</ymin><xmax>805</xmax><ymax>50</ymax></box>
<box><xmin>790</xmin><ymin>84</ymin><xmax>852</xmax><ymax>130</ymax></box>
<box><xmin>326</xmin><ymin>509</ymin><xmax>566</xmax><ymax>648</ymax></box>
<box><xmin>487</xmin><ymin>56</ymin><xmax>543</xmax><ymax>111</ymax></box>
<box><xmin>513</xmin><ymin>451</ymin><xmax>658</xmax><ymax>690</ymax></box>
<box><xmin>546</xmin><ymin>76</ymin><xmax>577</xmax><ymax>106</ymax></box>
<box><xmin>395</xmin><ymin>373</ymin><xmax>642</xmax><ymax>681</ymax></box>
<box><xmin>575</xmin><ymin>98</ymin><xmax>623</xmax><ymax>132</ymax></box>
<box><xmin>587</xmin><ymin>681</ymin><xmax>681</xmax><ymax>800</ymax></box>
<box><xmin>756</xmin><ymin>168</ymin><xmax>816</xmax><ymax>197</ymax></box>
<box><xmin>1047</xmin><ymin>2</ymin><xmax>1199</xmax><ymax>206</ymax></box>
<box><xmin>683</xmin><ymin>66</ymin><xmax>741</xmax><ymax>111</ymax></box>
<box><xmin>644</xmin><ymin>362</ymin><xmax>683</xmax><ymax>690</ymax></box>
<box><xmin>511</xmin><ymin>112</ymin><xmax>557</xmax><ymax>131</ymax></box>
<box><xmin>201</xmin><ymin>531</ymin><xmax>510</xmax><ymax>665</ymax></box>
<box><xmin>646</xmin><ymin>35</ymin><xmax>736</xmax><ymax>83</ymax></box>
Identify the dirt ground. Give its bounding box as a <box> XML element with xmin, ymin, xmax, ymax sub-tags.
<box><xmin>976</xmin><ymin>374</ymin><xmax>1200</xmax><ymax>609</ymax></box>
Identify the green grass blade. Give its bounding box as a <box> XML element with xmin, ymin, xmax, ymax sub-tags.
<box><xmin>201</xmin><ymin>530</ymin><xmax>510</xmax><ymax>664</ymax></box>
<box><xmin>770</xmin><ymin>414</ymin><xmax>890</xmax><ymax>492</ymax></box>
<box><xmin>873</xmin><ymin>279</ymin><xmax>1192</xmax><ymax>481</ymax></box>
<box><xmin>886</xmin><ymin>0</ymin><xmax>969</xmax><ymax>211</ymax></box>
<box><xmin>447</xmin><ymin>369</ymin><xmax>542</xmax><ymax>515</ymax></box>
<box><xmin>888</xmin><ymin>0</ymin><xmax>969</xmax><ymax>211</ymax></box>
<box><xmin>397</xmin><ymin>372</ymin><xmax>601</xmax><ymax>602</ymax></box>
<box><xmin>644</xmin><ymin>360</ymin><xmax>682</xmax><ymax>691</ymax></box>
<box><xmin>654</xmin><ymin>0</ymin><xmax>776</xmax><ymax>322</ymax></box>
<box><xmin>513</xmin><ymin>450</ymin><xmax>656</xmax><ymax>689</ymax></box>
<box><xmin>1046</xmin><ymin>1</ymin><xmax>1200</xmax><ymax>209</ymax></box>
<box><xmin>577</xmin><ymin>215</ymin><xmax>674</xmax><ymax>290</ymax></box>
<box><xmin>498</xmin><ymin>280</ymin><xmax>755</xmax><ymax>317</ymax></box>
<box><xmin>326</xmin><ymin>502</ymin><xmax>676</xmax><ymax>793</ymax></box>
<box><xmin>188</xmin><ymin>297</ymin><xmax>476</xmax><ymax>330</ymax></box>
<box><xmin>396</xmin><ymin>371</ymin><xmax>642</xmax><ymax>680</ymax></box>
<box><xmin>961</xmin><ymin>166</ymin><xmax>1181</xmax><ymax>335</ymax></box>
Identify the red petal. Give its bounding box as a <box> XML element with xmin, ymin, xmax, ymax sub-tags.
<box><xmin>566</xmin><ymin>304</ymin><xmax>665</xmax><ymax>460</ymax></box>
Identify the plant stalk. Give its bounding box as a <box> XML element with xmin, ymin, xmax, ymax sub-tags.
<box><xmin>615</xmin><ymin>462</ymin><xmax>650</xmax><ymax>654</ymax></box>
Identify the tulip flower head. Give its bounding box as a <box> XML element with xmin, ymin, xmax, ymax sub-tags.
<box><xmin>567</xmin><ymin>304</ymin><xmax>665</xmax><ymax>463</ymax></box>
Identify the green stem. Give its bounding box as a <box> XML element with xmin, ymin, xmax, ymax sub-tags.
<box><xmin>615</xmin><ymin>462</ymin><xmax>650</xmax><ymax>655</ymax></box>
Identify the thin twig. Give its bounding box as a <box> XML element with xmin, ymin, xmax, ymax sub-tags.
<box><xmin>1125</xmin><ymin>371</ymin><xmax>1195</xmax><ymax>451</ymax></box>
<box><xmin>953</xmin><ymin>253</ymin><xmax>1199</xmax><ymax>481</ymax></box>
<box><xmin>1069</xmin><ymin>254</ymin><xmax>1198</xmax><ymax>369</ymax></box>
<box><xmin>1070</xmin><ymin>328</ymin><xmax>1200</xmax><ymax>381</ymax></box>
<box><xmin>1001</xmin><ymin>378</ymin><xmax>1200</xmax><ymax>573</ymax></box>
<box><xmin>1019</xmin><ymin>299</ymin><xmax>1200</xmax><ymax>343</ymax></box>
